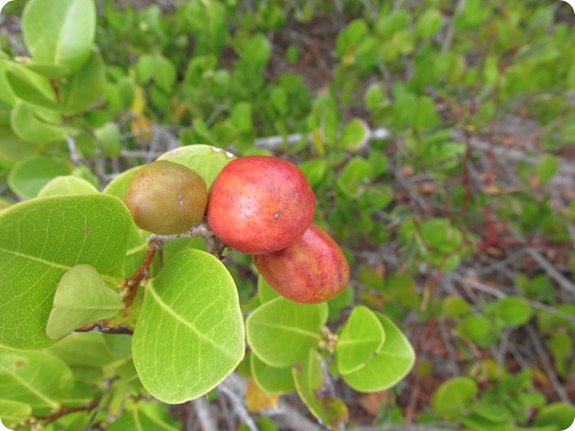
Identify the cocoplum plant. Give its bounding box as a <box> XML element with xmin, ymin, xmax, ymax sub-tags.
<box><xmin>0</xmin><ymin>1</ymin><xmax>417</xmax><ymax>429</ymax></box>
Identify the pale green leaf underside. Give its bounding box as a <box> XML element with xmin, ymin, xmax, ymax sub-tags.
<box><xmin>0</xmin><ymin>194</ymin><xmax>132</xmax><ymax>349</ymax></box>
<box><xmin>340</xmin><ymin>313</ymin><xmax>415</xmax><ymax>392</ymax></box>
<box><xmin>46</xmin><ymin>264</ymin><xmax>124</xmax><ymax>340</ymax></box>
<box><xmin>0</xmin><ymin>346</ymin><xmax>74</xmax><ymax>414</ymax></box>
<box><xmin>336</xmin><ymin>305</ymin><xmax>385</xmax><ymax>374</ymax></box>
<box><xmin>158</xmin><ymin>144</ymin><xmax>236</xmax><ymax>188</ymax></box>
<box><xmin>246</xmin><ymin>297</ymin><xmax>328</xmax><ymax>368</ymax></box>
<box><xmin>133</xmin><ymin>249</ymin><xmax>245</xmax><ymax>403</ymax></box>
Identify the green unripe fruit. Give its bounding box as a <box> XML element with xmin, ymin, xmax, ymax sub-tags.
<box><xmin>124</xmin><ymin>160</ymin><xmax>207</xmax><ymax>235</ymax></box>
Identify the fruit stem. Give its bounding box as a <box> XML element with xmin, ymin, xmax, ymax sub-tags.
<box><xmin>122</xmin><ymin>237</ymin><xmax>162</xmax><ymax>308</ymax></box>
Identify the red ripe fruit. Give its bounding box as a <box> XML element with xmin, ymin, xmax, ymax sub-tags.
<box><xmin>253</xmin><ymin>224</ymin><xmax>350</xmax><ymax>304</ymax></box>
<box><xmin>207</xmin><ymin>156</ymin><xmax>315</xmax><ymax>254</ymax></box>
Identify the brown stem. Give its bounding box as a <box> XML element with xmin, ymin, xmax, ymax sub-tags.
<box><xmin>123</xmin><ymin>238</ymin><xmax>162</xmax><ymax>308</ymax></box>
<box><xmin>15</xmin><ymin>397</ymin><xmax>101</xmax><ymax>430</ymax></box>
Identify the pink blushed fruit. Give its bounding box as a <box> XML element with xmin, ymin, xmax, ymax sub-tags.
<box><xmin>253</xmin><ymin>224</ymin><xmax>350</xmax><ymax>304</ymax></box>
<box><xmin>207</xmin><ymin>156</ymin><xmax>315</xmax><ymax>254</ymax></box>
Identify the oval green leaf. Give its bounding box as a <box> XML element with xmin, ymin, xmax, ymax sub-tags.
<box><xmin>246</xmin><ymin>297</ymin><xmax>328</xmax><ymax>368</ymax></box>
<box><xmin>250</xmin><ymin>352</ymin><xmax>295</xmax><ymax>394</ymax></box>
<box><xmin>46</xmin><ymin>264</ymin><xmax>124</xmax><ymax>340</ymax></box>
<box><xmin>37</xmin><ymin>176</ymin><xmax>99</xmax><ymax>198</ymax></box>
<box><xmin>8</xmin><ymin>156</ymin><xmax>70</xmax><ymax>198</ymax></box>
<box><xmin>340</xmin><ymin>312</ymin><xmax>415</xmax><ymax>392</ymax></box>
<box><xmin>158</xmin><ymin>144</ymin><xmax>236</xmax><ymax>188</ymax></box>
<box><xmin>431</xmin><ymin>377</ymin><xmax>478</xmax><ymax>420</ymax></box>
<box><xmin>336</xmin><ymin>305</ymin><xmax>385</xmax><ymax>374</ymax></box>
<box><xmin>10</xmin><ymin>102</ymin><xmax>69</xmax><ymax>144</ymax></box>
<box><xmin>0</xmin><ymin>346</ymin><xmax>74</xmax><ymax>414</ymax></box>
<box><xmin>0</xmin><ymin>194</ymin><xmax>132</xmax><ymax>349</ymax></box>
<box><xmin>132</xmin><ymin>249</ymin><xmax>245</xmax><ymax>403</ymax></box>
<box><xmin>22</xmin><ymin>0</ymin><xmax>96</xmax><ymax>74</ymax></box>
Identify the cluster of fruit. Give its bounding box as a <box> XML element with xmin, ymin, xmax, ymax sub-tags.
<box><xmin>124</xmin><ymin>155</ymin><xmax>350</xmax><ymax>304</ymax></box>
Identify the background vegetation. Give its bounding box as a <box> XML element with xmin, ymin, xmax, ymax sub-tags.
<box><xmin>0</xmin><ymin>0</ymin><xmax>574</xmax><ymax>430</ymax></box>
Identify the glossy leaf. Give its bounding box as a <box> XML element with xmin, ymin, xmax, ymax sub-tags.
<box><xmin>37</xmin><ymin>176</ymin><xmax>99</xmax><ymax>198</ymax></box>
<box><xmin>340</xmin><ymin>313</ymin><xmax>415</xmax><ymax>392</ymax></box>
<box><xmin>0</xmin><ymin>346</ymin><xmax>74</xmax><ymax>414</ymax></box>
<box><xmin>8</xmin><ymin>156</ymin><xmax>70</xmax><ymax>198</ymax></box>
<box><xmin>132</xmin><ymin>249</ymin><xmax>245</xmax><ymax>403</ymax></box>
<box><xmin>293</xmin><ymin>349</ymin><xmax>348</xmax><ymax>430</ymax></box>
<box><xmin>431</xmin><ymin>377</ymin><xmax>478</xmax><ymax>420</ymax></box>
<box><xmin>10</xmin><ymin>102</ymin><xmax>69</xmax><ymax>144</ymax></box>
<box><xmin>336</xmin><ymin>305</ymin><xmax>385</xmax><ymax>374</ymax></box>
<box><xmin>158</xmin><ymin>144</ymin><xmax>236</xmax><ymax>188</ymax></box>
<box><xmin>46</xmin><ymin>264</ymin><xmax>124</xmax><ymax>340</ymax></box>
<box><xmin>5</xmin><ymin>68</ymin><xmax>65</xmax><ymax>111</ymax></box>
<box><xmin>22</xmin><ymin>0</ymin><xmax>96</xmax><ymax>74</ymax></box>
<box><xmin>0</xmin><ymin>194</ymin><xmax>132</xmax><ymax>349</ymax></box>
<box><xmin>0</xmin><ymin>125</ymin><xmax>38</xmax><ymax>162</ymax></box>
<box><xmin>61</xmin><ymin>52</ymin><xmax>106</xmax><ymax>114</ymax></box>
<box><xmin>250</xmin><ymin>352</ymin><xmax>295</xmax><ymax>394</ymax></box>
<box><xmin>494</xmin><ymin>296</ymin><xmax>533</xmax><ymax>326</ymax></box>
<box><xmin>257</xmin><ymin>275</ymin><xmax>280</xmax><ymax>304</ymax></box>
<box><xmin>246</xmin><ymin>297</ymin><xmax>328</xmax><ymax>367</ymax></box>
<box><xmin>0</xmin><ymin>399</ymin><xmax>31</xmax><ymax>424</ymax></box>
<box><xmin>107</xmin><ymin>399</ymin><xmax>180</xmax><ymax>431</ymax></box>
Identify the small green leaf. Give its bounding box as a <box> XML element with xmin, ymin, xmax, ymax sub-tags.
<box><xmin>37</xmin><ymin>176</ymin><xmax>98</xmax><ymax>198</ymax></box>
<box><xmin>456</xmin><ymin>314</ymin><xmax>491</xmax><ymax>342</ymax></box>
<box><xmin>22</xmin><ymin>0</ymin><xmax>96</xmax><ymax>74</ymax></box>
<box><xmin>257</xmin><ymin>276</ymin><xmax>280</xmax><ymax>304</ymax></box>
<box><xmin>61</xmin><ymin>52</ymin><xmax>106</xmax><ymax>114</ymax></box>
<box><xmin>154</xmin><ymin>55</ymin><xmax>176</xmax><ymax>93</ymax></box>
<box><xmin>10</xmin><ymin>102</ymin><xmax>69</xmax><ymax>144</ymax></box>
<box><xmin>336</xmin><ymin>306</ymin><xmax>385</xmax><ymax>374</ymax></box>
<box><xmin>246</xmin><ymin>297</ymin><xmax>328</xmax><ymax>367</ymax></box>
<box><xmin>0</xmin><ymin>194</ymin><xmax>132</xmax><ymax>349</ymax></box>
<box><xmin>135</xmin><ymin>54</ymin><xmax>156</xmax><ymax>84</ymax></box>
<box><xmin>441</xmin><ymin>296</ymin><xmax>470</xmax><ymax>318</ymax></box>
<box><xmin>534</xmin><ymin>402</ymin><xmax>575</xmax><ymax>429</ymax></box>
<box><xmin>8</xmin><ymin>156</ymin><xmax>70</xmax><ymax>198</ymax></box>
<box><xmin>0</xmin><ymin>125</ymin><xmax>38</xmax><ymax>163</ymax></box>
<box><xmin>341</xmin><ymin>118</ymin><xmax>370</xmax><ymax>152</ymax></box>
<box><xmin>230</xmin><ymin>102</ymin><xmax>253</xmax><ymax>133</ymax></box>
<box><xmin>293</xmin><ymin>349</ymin><xmax>348</xmax><ymax>430</ymax></box>
<box><xmin>133</xmin><ymin>249</ymin><xmax>245</xmax><ymax>403</ymax></box>
<box><xmin>158</xmin><ymin>144</ymin><xmax>236</xmax><ymax>188</ymax></box>
<box><xmin>336</xmin><ymin>157</ymin><xmax>374</xmax><ymax>199</ymax></box>
<box><xmin>95</xmin><ymin>122</ymin><xmax>121</xmax><ymax>158</ymax></box>
<box><xmin>536</xmin><ymin>154</ymin><xmax>559</xmax><ymax>184</ymax></box>
<box><xmin>0</xmin><ymin>346</ymin><xmax>74</xmax><ymax>414</ymax></box>
<box><xmin>494</xmin><ymin>296</ymin><xmax>533</xmax><ymax>326</ymax></box>
<box><xmin>339</xmin><ymin>313</ymin><xmax>415</xmax><ymax>392</ymax></box>
<box><xmin>0</xmin><ymin>400</ymin><xmax>32</xmax><ymax>423</ymax></box>
<box><xmin>46</xmin><ymin>264</ymin><xmax>124</xmax><ymax>341</ymax></box>
<box><xmin>5</xmin><ymin>68</ymin><xmax>64</xmax><ymax>112</ymax></box>
<box><xmin>431</xmin><ymin>377</ymin><xmax>478</xmax><ymax>420</ymax></box>
<box><xmin>416</xmin><ymin>9</ymin><xmax>443</xmax><ymax>40</ymax></box>
<box><xmin>251</xmin><ymin>353</ymin><xmax>295</xmax><ymax>394</ymax></box>
<box><xmin>299</xmin><ymin>159</ymin><xmax>328</xmax><ymax>188</ymax></box>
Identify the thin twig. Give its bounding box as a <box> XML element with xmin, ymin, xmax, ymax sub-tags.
<box><xmin>218</xmin><ymin>383</ymin><xmax>259</xmax><ymax>431</ymax></box>
<box><xmin>525</xmin><ymin>324</ymin><xmax>571</xmax><ymax>404</ymax></box>
<box><xmin>191</xmin><ymin>397</ymin><xmax>217</xmax><ymax>431</ymax></box>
